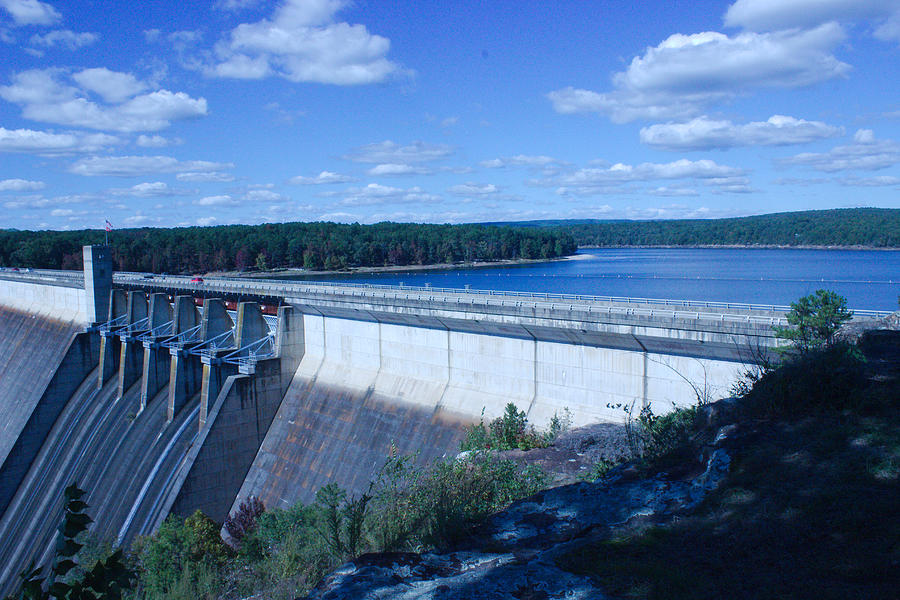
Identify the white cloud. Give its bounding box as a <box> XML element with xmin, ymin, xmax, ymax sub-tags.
<box><xmin>647</xmin><ymin>186</ymin><xmax>699</xmax><ymax>197</ymax></box>
<box><xmin>367</xmin><ymin>163</ymin><xmax>431</xmax><ymax>176</ymax></box>
<box><xmin>123</xmin><ymin>215</ymin><xmax>159</xmax><ymax>226</ymax></box>
<box><xmin>72</xmin><ymin>67</ymin><xmax>147</xmax><ymax>103</ymax></box>
<box><xmin>0</xmin><ymin>0</ymin><xmax>60</xmax><ymax>26</ymax></box>
<box><xmin>110</xmin><ymin>181</ymin><xmax>193</xmax><ymax>197</ymax></box>
<box><xmin>29</xmin><ymin>29</ymin><xmax>97</xmax><ymax>49</ymax></box>
<box><xmin>724</xmin><ymin>0</ymin><xmax>900</xmax><ymax>32</ymax></box>
<box><xmin>480</xmin><ymin>155</ymin><xmax>561</xmax><ymax>168</ymax></box>
<box><xmin>541</xmin><ymin>158</ymin><xmax>747</xmax><ymax>196</ymax></box>
<box><xmin>136</xmin><ymin>134</ymin><xmax>181</xmax><ymax>147</ymax></box>
<box><xmin>447</xmin><ymin>182</ymin><xmax>500</xmax><ymax>196</ymax></box>
<box><xmin>289</xmin><ymin>170</ymin><xmax>354</xmax><ymax>184</ymax></box>
<box><xmin>338</xmin><ymin>183</ymin><xmax>441</xmax><ymax>206</ymax></box>
<box><xmin>194</xmin><ymin>195</ymin><xmax>238</xmax><ymax>206</ymax></box>
<box><xmin>196</xmin><ymin>216</ymin><xmax>218</xmax><ymax>226</ymax></box>
<box><xmin>50</xmin><ymin>208</ymin><xmax>74</xmax><ymax>217</ymax></box>
<box><xmin>781</xmin><ymin>129</ymin><xmax>900</xmax><ymax>172</ymax></box>
<box><xmin>176</xmin><ymin>171</ymin><xmax>236</xmax><ymax>182</ymax></box>
<box><xmin>547</xmin><ymin>24</ymin><xmax>849</xmax><ymax>123</ymax></box>
<box><xmin>215</xmin><ymin>0</ymin><xmax>263</xmax><ymax>11</ymax></box>
<box><xmin>837</xmin><ymin>175</ymin><xmax>900</xmax><ymax>187</ymax></box>
<box><xmin>0</xmin><ymin>126</ymin><xmax>120</xmax><ymax>154</ymax></box>
<box><xmin>0</xmin><ymin>178</ymin><xmax>44</xmax><ymax>191</ymax></box>
<box><xmin>343</xmin><ymin>140</ymin><xmax>453</xmax><ymax>164</ymax></box>
<box><xmin>210</xmin><ymin>0</ymin><xmax>399</xmax><ymax>85</ymax></box>
<box><xmin>245</xmin><ymin>189</ymin><xmax>287</xmax><ymax>202</ymax></box>
<box><xmin>640</xmin><ymin>115</ymin><xmax>842</xmax><ymax>150</ymax></box>
<box><xmin>0</xmin><ymin>68</ymin><xmax>208</xmax><ymax>132</ymax></box>
<box><xmin>69</xmin><ymin>155</ymin><xmax>234</xmax><ymax>177</ymax></box>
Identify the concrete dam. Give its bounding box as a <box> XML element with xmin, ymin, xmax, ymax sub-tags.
<box><xmin>0</xmin><ymin>245</ymin><xmax>814</xmax><ymax>591</ymax></box>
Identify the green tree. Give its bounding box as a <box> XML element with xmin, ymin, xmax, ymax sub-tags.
<box><xmin>774</xmin><ymin>289</ymin><xmax>853</xmax><ymax>353</ymax></box>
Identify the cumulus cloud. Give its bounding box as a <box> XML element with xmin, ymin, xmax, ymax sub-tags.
<box><xmin>837</xmin><ymin>175</ymin><xmax>900</xmax><ymax>187</ymax></box>
<box><xmin>194</xmin><ymin>195</ymin><xmax>239</xmax><ymax>206</ymax></box>
<box><xmin>0</xmin><ymin>178</ymin><xmax>44</xmax><ymax>191</ymax></box>
<box><xmin>547</xmin><ymin>24</ymin><xmax>849</xmax><ymax>123</ymax></box>
<box><xmin>245</xmin><ymin>189</ymin><xmax>288</xmax><ymax>202</ymax></box>
<box><xmin>209</xmin><ymin>0</ymin><xmax>400</xmax><ymax>85</ymax></box>
<box><xmin>343</xmin><ymin>140</ymin><xmax>453</xmax><ymax>164</ymax></box>
<box><xmin>289</xmin><ymin>170</ymin><xmax>354</xmax><ymax>184</ymax></box>
<box><xmin>724</xmin><ymin>0</ymin><xmax>900</xmax><ymax>32</ymax></box>
<box><xmin>29</xmin><ymin>29</ymin><xmax>97</xmax><ymax>50</ymax></box>
<box><xmin>540</xmin><ymin>158</ymin><xmax>747</xmax><ymax>196</ymax></box>
<box><xmin>781</xmin><ymin>129</ymin><xmax>900</xmax><ymax>172</ymax></box>
<box><xmin>176</xmin><ymin>171</ymin><xmax>236</xmax><ymax>182</ymax></box>
<box><xmin>480</xmin><ymin>155</ymin><xmax>562</xmax><ymax>168</ymax></box>
<box><xmin>0</xmin><ymin>0</ymin><xmax>60</xmax><ymax>26</ymax></box>
<box><xmin>367</xmin><ymin>163</ymin><xmax>431</xmax><ymax>176</ymax></box>
<box><xmin>110</xmin><ymin>182</ymin><xmax>194</xmax><ymax>197</ymax></box>
<box><xmin>447</xmin><ymin>182</ymin><xmax>500</xmax><ymax>196</ymax></box>
<box><xmin>640</xmin><ymin>115</ymin><xmax>842</xmax><ymax>150</ymax></box>
<box><xmin>0</xmin><ymin>68</ymin><xmax>208</xmax><ymax>132</ymax></box>
<box><xmin>338</xmin><ymin>183</ymin><xmax>441</xmax><ymax>206</ymax></box>
<box><xmin>136</xmin><ymin>134</ymin><xmax>181</xmax><ymax>147</ymax></box>
<box><xmin>69</xmin><ymin>155</ymin><xmax>234</xmax><ymax>177</ymax></box>
<box><xmin>0</xmin><ymin>126</ymin><xmax>120</xmax><ymax>154</ymax></box>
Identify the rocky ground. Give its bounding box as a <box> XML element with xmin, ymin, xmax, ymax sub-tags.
<box><xmin>301</xmin><ymin>406</ymin><xmax>738</xmax><ymax>600</ymax></box>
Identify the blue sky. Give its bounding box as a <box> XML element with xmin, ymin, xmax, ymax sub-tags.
<box><xmin>1</xmin><ymin>0</ymin><xmax>899</xmax><ymax>230</ymax></box>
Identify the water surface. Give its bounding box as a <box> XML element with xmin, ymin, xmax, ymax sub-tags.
<box><xmin>298</xmin><ymin>248</ymin><xmax>900</xmax><ymax>311</ymax></box>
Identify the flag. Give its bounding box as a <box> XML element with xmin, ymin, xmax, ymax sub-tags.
<box><xmin>105</xmin><ymin>219</ymin><xmax>113</xmax><ymax>232</ymax></box>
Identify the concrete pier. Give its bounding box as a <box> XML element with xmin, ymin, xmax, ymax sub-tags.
<box><xmin>116</xmin><ymin>291</ymin><xmax>149</xmax><ymax>400</ymax></box>
<box><xmin>197</xmin><ymin>299</ymin><xmax>235</xmax><ymax>427</ymax></box>
<box><xmin>167</xmin><ymin>296</ymin><xmax>201</xmax><ymax>421</ymax></box>
<box><xmin>140</xmin><ymin>293</ymin><xmax>174</xmax><ymax>412</ymax></box>
<box><xmin>98</xmin><ymin>289</ymin><xmax>128</xmax><ymax>389</ymax></box>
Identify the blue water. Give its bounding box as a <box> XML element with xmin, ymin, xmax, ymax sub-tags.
<box><xmin>309</xmin><ymin>248</ymin><xmax>900</xmax><ymax>311</ymax></box>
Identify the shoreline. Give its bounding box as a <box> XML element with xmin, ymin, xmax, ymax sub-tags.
<box><xmin>214</xmin><ymin>256</ymin><xmax>568</xmax><ymax>279</ymax></box>
<box><xmin>212</xmin><ymin>244</ymin><xmax>898</xmax><ymax>278</ymax></box>
<box><xmin>577</xmin><ymin>244</ymin><xmax>900</xmax><ymax>251</ymax></box>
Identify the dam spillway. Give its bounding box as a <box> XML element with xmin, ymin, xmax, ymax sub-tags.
<box><xmin>4</xmin><ymin>246</ymin><xmax>875</xmax><ymax>592</ymax></box>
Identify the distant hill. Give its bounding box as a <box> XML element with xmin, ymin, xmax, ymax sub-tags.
<box><xmin>481</xmin><ymin>208</ymin><xmax>900</xmax><ymax>248</ymax></box>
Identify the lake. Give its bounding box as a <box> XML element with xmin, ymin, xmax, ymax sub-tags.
<box><xmin>300</xmin><ymin>248</ymin><xmax>900</xmax><ymax>311</ymax></box>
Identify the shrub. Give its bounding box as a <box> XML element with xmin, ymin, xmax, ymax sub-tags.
<box><xmin>135</xmin><ymin>510</ymin><xmax>232</xmax><ymax>598</ymax></box>
<box><xmin>460</xmin><ymin>403</ymin><xmax>570</xmax><ymax>451</ymax></box>
<box><xmin>744</xmin><ymin>343</ymin><xmax>867</xmax><ymax>417</ymax></box>
<box><xmin>775</xmin><ymin>289</ymin><xmax>853</xmax><ymax>354</ymax></box>
<box><xmin>224</xmin><ymin>496</ymin><xmax>265</xmax><ymax>544</ymax></box>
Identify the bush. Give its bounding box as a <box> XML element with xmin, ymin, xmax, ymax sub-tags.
<box><xmin>134</xmin><ymin>510</ymin><xmax>232</xmax><ymax>598</ymax></box>
<box><xmin>744</xmin><ymin>343</ymin><xmax>867</xmax><ymax>417</ymax></box>
<box><xmin>224</xmin><ymin>496</ymin><xmax>265</xmax><ymax>544</ymax></box>
<box><xmin>461</xmin><ymin>403</ymin><xmax>570</xmax><ymax>451</ymax></box>
<box><xmin>775</xmin><ymin>289</ymin><xmax>853</xmax><ymax>354</ymax></box>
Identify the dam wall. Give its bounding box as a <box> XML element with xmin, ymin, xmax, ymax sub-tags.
<box><xmin>230</xmin><ymin>305</ymin><xmax>748</xmax><ymax>513</ymax></box>
<box><xmin>0</xmin><ymin>277</ymin><xmax>86</xmax><ymax>323</ymax></box>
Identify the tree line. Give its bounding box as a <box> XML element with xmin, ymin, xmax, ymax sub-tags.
<box><xmin>0</xmin><ymin>221</ymin><xmax>577</xmax><ymax>273</ymax></box>
<box><xmin>562</xmin><ymin>208</ymin><xmax>900</xmax><ymax>248</ymax></box>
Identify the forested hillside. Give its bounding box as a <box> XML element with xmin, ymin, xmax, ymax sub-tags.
<box><xmin>498</xmin><ymin>208</ymin><xmax>900</xmax><ymax>248</ymax></box>
<box><xmin>0</xmin><ymin>221</ymin><xmax>577</xmax><ymax>273</ymax></box>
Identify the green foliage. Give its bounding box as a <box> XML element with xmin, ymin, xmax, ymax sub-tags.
<box><xmin>460</xmin><ymin>403</ymin><xmax>570</xmax><ymax>451</ymax></box>
<box><xmin>5</xmin><ymin>483</ymin><xmax>135</xmax><ymax>600</ymax></box>
<box><xmin>774</xmin><ymin>289</ymin><xmax>853</xmax><ymax>354</ymax></box>
<box><xmin>133</xmin><ymin>510</ymin><xmax>232</xmax><ymax>598</ymax></box>
<box><xmin>611</xmin><ymin>402</ymin><xmax>698</xmax><ymax>464</ymax></box>
<box><xmin>415</xmin><ymin>453</ymin><xmax>547</xmax><ymax>548</ymax></box>
<box><xmin>744</xmin><ymin>343</ymin><xmax>868</xmax><ymax>417</ymax></box>
<box><xmin>557</xmin><ymin>208</ymin><xmax>900</xmax><ymax>248</ymax></box>
<box><xmin>0</xmin><ymin>221</ymin><xmax>577</xmax><ymax>273</ymax></box>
